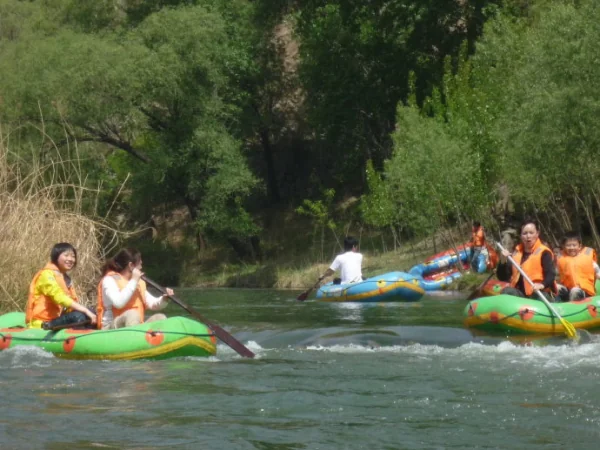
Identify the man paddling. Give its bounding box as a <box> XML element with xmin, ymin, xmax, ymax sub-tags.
<box><xmin>317</xmin><ymin>236</ymin><xmax>363</xmax><ymax>286</ymax></box>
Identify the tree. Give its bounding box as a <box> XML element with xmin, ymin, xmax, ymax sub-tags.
<box><xmin>294</xmin><ymin>0</ymin><xmax>499</xmax><ymax>192</ymax></box>
<box><xmin>0</xmin><ymin>1</ymin><xmax>261</xmax><ymax>251</ymax></box>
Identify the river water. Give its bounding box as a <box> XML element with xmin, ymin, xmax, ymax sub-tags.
<box><xmin>2</xmin><ymin>289</ymin><xmax>600</xmax><ymax>449</ymax></box>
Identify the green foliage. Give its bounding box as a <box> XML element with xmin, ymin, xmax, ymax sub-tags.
<box><xmin>0</xmin><ymin>0</ymin><xmax>260</xmax><ymax>244</ymax></box>
<box><xmin>373</xmin><ymin>0</ymin><xmax>600</xmax><ymax>246</ymax></box>
<box><xmin>469</xmin><ymin>0</ymin><xmax>600</xmax><ymax>236</ymax></box>
<box><xmin>361</xmin><ymin>160</ymin><xmax>396</xmax><ymax>228</ymax></box>
<box><xmin>363</xmin><ymin>43</ymin><xmax>489</xmax><ymax>237</ymax></box>
<box><xmin>62</xmin><ymin>0</ymin><xmax>125</xmax><ymax>32</ymax></box>
<box><xmin>294</xmin><ymin>0</ymin><xmax>499</xmax><ymax>188</ymax></box>
<box><xmin>7</xmin><ymin>0</ymin><xmax>600</xmax><ymax>277</ymax></box>
<box><xmin>296</xmin><ymin>189</ymin><xmax>337</xmax><ymax>232</ymax></box>
<box><xmin>296</xmin><ymin>189</ymin><xmax>339</xmax><ymax>259</ymax></box>
<box><xmin>388</xmin><ymin>106</ymin><xmax>483</xmax><ymax>235</ymax></box>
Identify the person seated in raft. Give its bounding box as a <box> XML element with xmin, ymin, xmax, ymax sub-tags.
<box><xmin>555</xmin><ymin>231</ymin><xmax>600</xmax><ymax>301</ymax></box>
<box><xmin>469</xmin><ymin>221</ymin><xmax>486</xmax><ymax>271</ymax></box>
<box><xmin>26</xmin><ymin>243</ymin><xmax>97</xmax><ymax>329</ymax></box>
<box><xmin>317</xmin><ymin>236</ymin><xmax>363</xmax><ymax>286</ymax></box>
<box><xmin>97</xmin><ymin>248</ymin><xmax>173</xmax><ymax>329</ymax></box>
<box><xmin>496</xmin><ymin>219</ymin><xmax>558</xmax><ymax>300</ymax></box>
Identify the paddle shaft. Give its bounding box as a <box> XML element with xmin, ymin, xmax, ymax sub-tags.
<box><xmin>142</xmin><ymin>276</ymin><xmax>255</xmax><ymax>358</ymax></box>
<box><xmin>41</xmin><ymin>320</ymin><xmax>92</xmax><ymax>342</ymax></box>
<box><xmin>47</xmin><ymin>320</ymin><xmax>91</xmax><ymax>331</ymax></box>
<box><xmin>496</xmin><ymin>242</ymin><xmax>576</xmax><ymax>337</ymax></box>
<box><xmin>297</xmin><ymin>279</ymin><xmax>322</xmax><ymax>301</ymax></box>
<box><xmin>466</xmin><ymin>270</ymin><xmax>496</xmax><ymax>301</ymax></box>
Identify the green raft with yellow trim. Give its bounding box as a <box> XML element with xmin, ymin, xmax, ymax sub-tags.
<box><xmin>464</xmin><ymin>294</ymin><xmax>600</xmax><ymax>335</ymax></box>
<box><xmin>0</xmin><ymin>312</ymin><xmax>217</xmax><ymax>360</ymax></box>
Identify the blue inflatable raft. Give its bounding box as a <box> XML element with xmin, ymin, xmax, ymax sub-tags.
<box><xmin>408</xmin><ymin>244</ymin><xmax>493</xmax><ymax>291</ymax></box>
<box><xmin>409</xmin><ymin>247</ymin><xmax>486</xmax><ymax>278</ymax></box>
<box><xmin>316</xmin><ymin>272</ymin><xmax>425</xmax><ymax>302</ymax></box>
<box><xmin>417</xmin><ymin>271</ymin><xmax>464</xmax><ymax>291</ymax></box>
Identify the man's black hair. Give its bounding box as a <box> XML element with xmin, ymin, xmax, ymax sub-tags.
<box><xmin>344</xmin><ymin>236</ymin><xmax>359</xmax><ymax>251</ymax></box>
<box><xmin>561</xmin><ymin>231</ymin><xmax>582</xmax><ymax>247</ymax></box>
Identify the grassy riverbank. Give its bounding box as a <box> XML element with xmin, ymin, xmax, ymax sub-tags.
<box><xmin>0</xmin><ymin>136</ymin><xmax>120</xmax><ymax>313</ymax></box>
<box><xmin>176</xmin><ymin>226</ymin><xmax>486</xmax><ymax>293</ymax></box>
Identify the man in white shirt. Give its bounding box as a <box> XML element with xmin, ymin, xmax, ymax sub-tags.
<box><xmin>318</xmin><ymin>236</ymin><xmax>363</xmax><ymax>285</ymax></box>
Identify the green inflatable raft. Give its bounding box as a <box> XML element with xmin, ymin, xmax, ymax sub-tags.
<box><xmin>0</xmin><ymin>312</ymin><xmax>217</xmax><ymax>360</ymax></box>
<box><xmin>464</xmin><ymin>294</ymin><xmax>600</xmax><ymax>335</ymax></box>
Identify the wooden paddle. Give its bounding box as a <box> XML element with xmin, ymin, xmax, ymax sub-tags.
<box><xmin>41</xmin><ymin>320</ymin><xmax>92</xmax><ymax>342</ymax></box>
<box><xmin>297</xmin><ymin>278</ymin><xmax>323</xmax><ymax>301</ymax></box>
<box><xmin>466</xmin><ymin>270</ymin><xmax>496</xmax><ymax>301</ymax></box>
<box><xmin>142</xmin><ymin>276</ymin><xmax>255</xmax><ymax>358</ymax></box>
<box><xmin>496</xmin><ymin>242</ymin><xmax>577</xmax><ymax>339</ymax></box>
<box><xmin>46</xmin><ymin>320</ymin><xmax>91</xmax><ymax>331</ymax></box>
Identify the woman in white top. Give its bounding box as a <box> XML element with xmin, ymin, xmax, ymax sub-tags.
<box><xmin>96</xmin><ymin>248</ymin><xmax>174</xmax><ymax>330</ymax></box>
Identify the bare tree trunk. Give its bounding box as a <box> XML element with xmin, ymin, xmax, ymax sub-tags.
<box><xmin>574</xmin><ymin>190</ymin><xmax>600</xmax><ymax>250</ymax></box>
<box><xmin>390</xmin><ymin>225</ymin><xmax>398</xmax><ymax>251</ymax></box>
<box><xmin>550</xmin><ymin>192</ymin><xmax>571</xmax><ymax>232</ymax></box>
<box><xmin>533</xmin><ymin>208</ymin><xmax>558</xmax><ymax>248</ymax></box>
<box><xmin>320</xmin><ymin>226</ymin><xmax>324</xmax><ymax>262</ymax></box>
<box><xmin>184</xmin><ymin>199</ymin><xmax>206</xmax><ymax>253</ymax></box>
<box><xmin>445</xmin><ymin>227</ymin><xmax>467</xmax><ymax>274</ymax></box>
<box><xmin>585</xmin><ymin>194</ymin><xmax>600</xmax><ymax>250</ymax></box>
<box><xmin>259</xmin><ymin>127</ymin><xmax>281</xmax><ymax>204</ymax></box>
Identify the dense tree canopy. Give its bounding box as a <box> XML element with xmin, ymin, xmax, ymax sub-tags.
<box><xmin>368</xmin><ymin>0</ymin><xmax>600</xmax><ymax>248</ymax></box>
<box><xmin>0</xmin><ymin>0</ymin><xmax>259</xmax><ymax>248</ymax></box>
<box><xmin>2</xmin><ymin>0</ymin><xmax>600</xmax><ymax>264</ymax></box>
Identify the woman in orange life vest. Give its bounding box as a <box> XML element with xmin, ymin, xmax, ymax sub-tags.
<box><xmin>556</xmin><ymin>231</ymin><xmax>600</xmax><ymax>301</ymax></box>
<box><xmin>96</xmin><ymin>248</ymin><xmax>173</xmax><ymax>329</ymax></box>
<box><xmin>26</xmin><ymin>243</ymin><xmax>97</xmax><ymax>329</ymax></box>
<box><xmin>496</xmin><ymin>219</ymin><xmax>557</xmax><ymax>300</ymax></box>
<box><xmin>469</xmin><ymin>221</ymin><xmax>486</xmax><ymax>271</ymax></box>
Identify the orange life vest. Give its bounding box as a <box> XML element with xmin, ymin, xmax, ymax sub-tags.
<box><xmin>472</xmin><ymin>226</ymin><xmax>485</xmax><ymax>247</ymax></box>
<box><xmin>96</xmin><ymin>271</ymin><xmax>146</xmax><ymax>329</ymax></box>
<box><xmin>25</xmin><ymin>263</ymin><xmax>77</xmax><ymax>324</ymax></box>
<box><xmin>510</xmin><ymin>239</ymin><xmax>555</xmax><ymax>296</ymax></box>
<box><xmin>557</xmin><ymin>247</ymin><xmax>597</xmax><ymax>296</ymax></box>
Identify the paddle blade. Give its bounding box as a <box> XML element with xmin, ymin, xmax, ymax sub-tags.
<box><xmin>210</xmin><ymin>323</ymin><xmax>256</xmax><ymax>358</ymax></box>
<box><xmin>466</xmin><ymin>271</ymin><xmax>495</xmax><ymax>301</ymax></box>
<box><xmin>466</xmin><ymin>289</ymin><xmax>482</xmax><ymax>302</ymax></box>
<box><xmin>561</xmin><ymin>318</ymin><xmax>577</xmax><ymax>339</ymax></box>
<box><xmin>173</xmin><ymin>299</ymin><xmax>256</xmax><ymax>358</ymax></box>
<box><xmin>297</xmin><ymin>280</ymin><xmax>322</xmax><ymax>301</ymax></box>
<box><xmin>297</xmin><ymin>291</ymin><xmax>309</xmax><ymax>301</ymax></box>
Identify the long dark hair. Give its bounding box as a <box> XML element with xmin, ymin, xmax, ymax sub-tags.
<box><xmin>50</xmin><ymin>243</ymin><xmax>77</xmax><ymax>268</ymax></box>
<box><xmin>101</xmin><ymin>248</ymin><xmax>141</xmax><ymax>275</ymax></box>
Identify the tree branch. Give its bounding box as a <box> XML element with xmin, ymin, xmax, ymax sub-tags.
<box><xmin>80</xmin><ymin>124</ymin><xmax>151</xmax><ymax>163</ymax></box>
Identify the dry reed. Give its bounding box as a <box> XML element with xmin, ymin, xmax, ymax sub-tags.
<box><xmin>0</xmin><ymin>124</ymin><xmax>121</xmax><ymax>313</ymax></box>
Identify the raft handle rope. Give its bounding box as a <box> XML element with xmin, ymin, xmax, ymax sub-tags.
<box><xmin>0</xmin><ymin>328</ymin><xmax>215</xmax><ymax>344</ymax></box>
<box><xmin>472</xmin><ymin>305</ymin><xmax>596</xmax><ymax>324</ymax></box>
<box><xmin>331</xmin><ymin>279</ymin><xmax>417</xmax><ymax>296</ymax></box>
